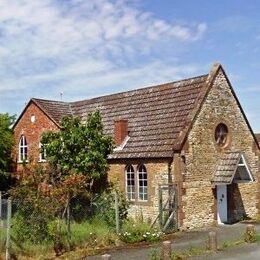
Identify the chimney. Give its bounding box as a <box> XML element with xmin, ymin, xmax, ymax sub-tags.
<box><xmin>114</xmin><ymin>119</ymin><xmax>128</xmax><ymax>146</ymax></box>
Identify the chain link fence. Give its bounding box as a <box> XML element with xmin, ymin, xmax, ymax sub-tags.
<box><xmin>0</xmin><ymin>192</ymin><xmax>13</xmax><ymax>260</ymax></box>
<box><xmin>0</xmin><ymin>189</ymin><xmax>176</xmax><ymax>259</ymax></box>
<box><xmin>0</xmin><ymin>190</ymin><xmax>126</xmax><ymax>259</ymax></box>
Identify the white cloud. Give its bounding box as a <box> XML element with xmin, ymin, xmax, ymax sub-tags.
<box><xmin>0</xmin><ymin>0</ymin><xmax>207</xmax><ymax>113</ymax></box>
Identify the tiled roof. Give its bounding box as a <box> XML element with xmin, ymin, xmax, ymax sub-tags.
<box><xmin>14</xmin><ymin>63</ymin><xmax>259</xmax><ymax>159</ymax></box>
<box><xmin>70</xmin><ymin>75</ymin><xmax>208</xmax><ymax>159</ymax></box>
<box><xmin>19</xmin><ymin>64</ymin><xmax>225</xmax><ymax>159</ymax></box>
<box><xmin>32</xmin><ymin>98</ymin><xmax>73</xmax><ymax>126</ymax></box>
<box><xmin>212</xmin><ymin>152</ymin><xmax>241</xmax><ymax>185</ymax></box>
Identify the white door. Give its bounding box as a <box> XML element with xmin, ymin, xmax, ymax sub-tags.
<box><xmin>217</xmin><ymin>185</ymin><xmax>227</xmax><ymax>224</ymax></box>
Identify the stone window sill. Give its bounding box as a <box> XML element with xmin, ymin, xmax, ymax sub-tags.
<box><xmin>17</xmin><ymin>160</ymin><xmax>28</xmax><ymax>164</ymax></box>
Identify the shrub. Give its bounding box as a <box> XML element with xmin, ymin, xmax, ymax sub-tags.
<box><xmin>92</xmin><ymin>189</ymin><xmax>129</xmax><ymax>228</ymax></box>
<box><xmin>119</xmin><ymin>219</ymin><xmax>162</xmax><ymax>243</ymax></box>
<box><xmin>12</xmin><ymin>209</ymin><xmax>52</xmax><ymax>244</ymax></box>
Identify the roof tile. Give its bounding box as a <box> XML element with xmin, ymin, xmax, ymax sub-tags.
<box><xmin>31</xmin><ymin>74</ymin><xmax>209</xmax><ymax>159</ymax></box>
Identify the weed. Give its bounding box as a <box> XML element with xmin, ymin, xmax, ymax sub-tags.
<box><xmin>149</xmin><ymin>248</ymin><xmax>160</xmax><ymax>260</ymax></box>
<box><xmin>171</xmin><ymin>246</ymin><xmax>207</xmax><ymax>260</ymax></box>
<box><xmin>119</xmin><ymin>218</ymin><xmax>163</xmax><ymax>243</ymax></box>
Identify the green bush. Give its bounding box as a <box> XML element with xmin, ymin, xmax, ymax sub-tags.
<box><xmin>92</xmin><ymin>189</ymin><xmax>129</xmax><ymax>228</ymax></box>
<box><xmin>119</xmin><ymin>219</ymin><xmax>162</xmax><ymax>243</ymax></box>
<box><xmin>12</xmin><ymin>210</ymin><xmax>52</xmax><ymax>244</ymax></box>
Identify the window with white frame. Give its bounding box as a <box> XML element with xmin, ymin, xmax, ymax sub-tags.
<box><xmin>126</xmin><ymin>165</ymin><xmax>135</xmax><ymax>200</ymax></box>
<box><xmin>138</xmin><ymin>165</ymin><xmax>148</xmax><ymax>201</ymax></box>
<box><xmin>125</xmin><ymin>164</ymin><xmax>148</xmax><ymax>202</ymax></box>
<box><xmin>19</xmin><ymin>135</ymin><xmax>28</xmax><ymax>162</ymax></box>
<box><xmin>39</xmin><ymin>143</ymin><xmax>47</xmax><ymax>162</ymax></box>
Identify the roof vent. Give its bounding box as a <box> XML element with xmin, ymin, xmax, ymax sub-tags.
<box><xmin>114</xmin><ymin>119</ymin><xmax>128</xmax><ymax>146</ymax></box>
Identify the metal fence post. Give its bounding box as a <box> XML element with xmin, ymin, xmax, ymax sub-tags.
<box><xmin>114</xmin><ymin>192</ymin><xmax>120</xmax><ymax>234</ymax></box>
<box><xmin>6</xmin><ymin>198</ymin><xmax>12</xmax><ymax>260</ymax></box>
<box><xmin>0</xmin><ymin>191</ymin><xmax>2</xmax><ymax>227</ymax></box>
<box><xmin>0</xmin><ymin>191</ymin><xmax>2</xmax><ymax>219</ymax></box>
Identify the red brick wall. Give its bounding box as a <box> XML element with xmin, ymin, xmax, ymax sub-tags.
<box><xmin>114</xmin><ymin>119</ymin><xmax>128</xmax><ymax>146</ymax></box>
<box><xmin>13</xmin><ymin>102</ymin><xmax>59</xmax><ymax>171</ymax></box>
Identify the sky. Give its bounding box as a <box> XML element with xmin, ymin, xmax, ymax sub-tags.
<box><xmin>0</xmin><ymin>0</ymin><xmax>260</xmax><ymax>132</ymax></box>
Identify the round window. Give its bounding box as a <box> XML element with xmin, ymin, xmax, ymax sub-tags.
<box><xmin>215</xmin><ymin>123</ymin><xmax>229</xmax><ymax>147</ymax></box>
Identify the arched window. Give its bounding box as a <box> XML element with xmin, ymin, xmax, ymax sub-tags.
<box><xmin>39</xmin><ymin>143</ymin><xmax>47</xmax><ymax>162</ymax></box>
<box><xmin>19</xmin><ymin>135</ymin><xmax>28</xmax><ymax>162</ymax></box>
<box><xmin>138</xmin><ymin>165</ymin><xmax>148</xmax><ymax>201</ymax></box>
<box><xmin>126</xmin><ymin>165</ymin><xmax>135</xmax><ymax>200</ymax></box>
<box><xmin>215</xmin><ymin>123</ymin><xmax>229</xmax><ymax>147</ymax></box>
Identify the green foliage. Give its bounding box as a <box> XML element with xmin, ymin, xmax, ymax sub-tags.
<box><xmin>10</xmin><ymin>218</ymin><xmax>120</xmax><ymax>259</ymax></box>
<box><xmin>70</xmin><ymin>217</ymin><xmax>119</xmax><ymax>247</ymax></box>
<box><xmin>119</xmin><ymin>219</ymin><xmax>162</xmax><ymax>243</ymax></box>
<box><xmin>10</xmin><ymin>165</ymin><xmax>63</xmax><ymax>244</ymax></box>
<box><xmin>11</xmin><ymin>111</ymin><xmax>114</xmax><ymax>250</ymax></box>
<box><xmin>0</xmin><ymin>113</ymin><xmax>15</xmax><ymax>190</ymax></box>
<box><xmin>253</xmin><ymin>233</ymin><xmax>260</xmax><ymax>242</ymax></box>
<box><xmin>92</xmin><ymin>189</ymin><xmax>129</xmax><ymax>227</ymax></box>
<box><xmin>149</xmin><ymin>248</ymin><xmax>160</xmax><ymax>260</ymax></box>
<box><xmin>47</xmin><ymin>218</ymin><xmax>119</xmax><ymax>248</ymax></box>
<box><xmin>12</xmin><ymin>209</ymin><xmax>53</xmax><ymax>244</ymax></box>
<box><xmin>41</xmin><ymin>111</ymin><xmax>113</xmax><ymax>189</ymax></box>
<box><xmin>171</xmin><ymin>246</ymin><xmax>207</xmax><ymax>259</ymax></box>
<box><xmin>70</xmin><ymin>192</ymin><xmax>92</xmax><ymax>222</ymax></box>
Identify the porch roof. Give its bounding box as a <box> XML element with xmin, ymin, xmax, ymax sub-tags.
<box><xmin>212</xmin><ymin>152</ymin><xmax>253</xmax><ymax>185</ymax></box>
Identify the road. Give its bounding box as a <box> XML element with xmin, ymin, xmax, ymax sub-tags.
<box><xmin>86</xmin><ymin>223</ymin><xmax>260</xmax><ymax>260</ymax></box>
<box><xmin>193</xmin><ymin>242</ymin><xmax>260</xmax><ymax>260</ymax></box>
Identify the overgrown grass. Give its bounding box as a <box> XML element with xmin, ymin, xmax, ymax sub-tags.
<box><xmin>3</xmin><ymin>217</ymin><xmax>120</xmax><ymax>259</ymax></box>
<box><xmin>253</xmin><ymin>233</ymin><xmax>260</xmax><ymax>242</ymax></box>
<box><xmin>0</xmin><ymin>226</ymin><xmax>6</xmax><ymax>252</ymax></box>
<box><xmin>69</xmin><ymin>217</ymin><xmax>120</xmax><ymax>248</ymax></box>
<box><xmin>3</xmin><ymin>216</ymin><xmax>162</xmax><ymax>259</ymax></box>
<box><xmin>218</xmin><ymin>239</ymin><xmax>244</xmax><ymax>251</ymax></box>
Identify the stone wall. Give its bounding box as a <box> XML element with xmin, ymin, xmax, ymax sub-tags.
<box><xmin>108</xmin><ymin>160</ymin><xmax>171</xmax><ymax>222</ymax></box>
<box><xmin>182</xmin><ymin>68</ymin><xmax>259</xmax><ymax>229</ymax></box>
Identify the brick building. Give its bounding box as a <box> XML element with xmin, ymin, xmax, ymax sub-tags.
<box><xmin>13</xmin><ymin>63</ymin><xmax>260</xmax><ymax>229</ymax></box>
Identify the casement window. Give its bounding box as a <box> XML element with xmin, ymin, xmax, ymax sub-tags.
<box><xmin>19</xmin><ymin>135</ymin><xmax>28</xmax><ymax>162</ymax></box>
<box><xmin>126</xmin><ymin>165</ymin><xmax>135</xmax><ymax>200</ymax></box>
<box><xmin>138</xmin><ymin>165</ymin><xmax>148</xmax><ymax>201</ymax></box>
<box><xmin>125</xmin><ymin>164</ymin><xmax>148</xmax><ymax>202</ymax></box>
<box><xmin>39</xmin><ymin>143</ymin><xmax>47</xmax><ymax>162</ymax></box>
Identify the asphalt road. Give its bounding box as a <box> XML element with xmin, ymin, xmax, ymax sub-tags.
<box><xmin>86</xmin><ymin>223</ymin><xmax>260</xmax><ymax>260</ymax></box>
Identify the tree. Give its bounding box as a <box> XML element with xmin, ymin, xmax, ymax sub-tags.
<box><xmin>42</xmin><ymin>110</ymin><xmax>113</xmax><ymax>193</ymax></box>
<box><xmin>0</xmin><ymin>113</ymin><xmax>15</xmax><ymax>190</ymax></box>
<box><xmin>11</xmin><ymin>111</ymin><xmax>113</xmax><ymax>246</ymax></box>
<box><xmin>41</xmin><ymin>111</ymin><xmax>114</xmax><ymax>221</ymax></box>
